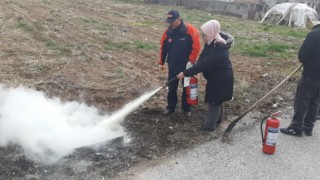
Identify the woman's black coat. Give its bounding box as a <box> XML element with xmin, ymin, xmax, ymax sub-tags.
<box><xmin>184</xmin><ymin>33</ymin><xmax>234</xmax><ymax>105</ymax></box>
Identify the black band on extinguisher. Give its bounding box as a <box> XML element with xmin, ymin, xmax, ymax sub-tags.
<box><xmin>260</xmin><ymin>116</ymin><xmax>271</xmax><ymax>145</ymax></box>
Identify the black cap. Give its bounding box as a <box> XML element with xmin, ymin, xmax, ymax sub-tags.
<box><xmin>166</xmin><ymin>10</ymin><xmax>180</xmax><ymax>23</ymax></box>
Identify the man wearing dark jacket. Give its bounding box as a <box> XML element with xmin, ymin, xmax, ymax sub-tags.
<box><xmin>281</xmin><ymin>23</ymin><xmax>320</xmax><ymax>137</ymax></box>
<box><xmin>159</xmin><ymin>10</ymin><xmax>201</xmax><ymax>116</ymax></box>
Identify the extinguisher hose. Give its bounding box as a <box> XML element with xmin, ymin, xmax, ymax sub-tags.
<box><xmin>260</xmin><ymin>116</ymin><xmax>271</xmax><ymax>145</ymax></box>
<box><xmin>159</xmin><ymin>77</ymin><xmax>178</xmax><ymax>90</ymax></box>
<box><xmin>162</xmin><ymin>77</ymin><xmax>178</xmax><ymax>88</ymax></box>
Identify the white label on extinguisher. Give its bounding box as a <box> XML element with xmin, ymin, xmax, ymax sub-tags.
<box><xmin>190</xmin><ymin>84</ymin><xmax>198</xmax><ymax>100</ymax></box>
<box><xmin>184</xmin><ymin>77</ymin><xmax>190</xmax><ymax>87</ymax></box>
<box><xmin>266</xmin><ymin>128</ymin><xmax>279</xmax><ymax>146</ymax></box>
<box><xmin>184</xmin><ymin>62</ymin><xmax>193</xmax><ymax>87</ymax></box>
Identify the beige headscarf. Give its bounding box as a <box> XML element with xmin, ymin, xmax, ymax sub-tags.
<box><xmin>201</xmin><ymin>20</ymin><xmax>226</xmax><ymax>45</ymax></box>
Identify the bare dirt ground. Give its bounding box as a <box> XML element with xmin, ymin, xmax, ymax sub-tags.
<box><xmin>0</xmin><ymin>0</ymin><xmax>304</xmax><ymax>179</ymax></box>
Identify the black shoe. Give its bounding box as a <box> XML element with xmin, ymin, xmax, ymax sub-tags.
<box><xmin>280</xmin><ymin>127</ymin><xmax>302</xmax><ymax>137</ymax></box>
<box><xmin>200</xmin><ymin>125</ymin><xmax>214</xmax><ymax>132</ymax></box>
<box><xmin>216</xmin><ymin>121</ymin><xmax>222</xmax><ymax>127</ymax></box>
<box><xmin>164</xmin><ymin>109</ymin><xmax>174</xmax><ymax>116</ymax></box>
<box><xmin>184</xmin><ymin>111</ymin><xmax>192</xmax><ymax>117</ymax></box>
<box><xmin>303</xmin><ymin>129</ymin><xmax>313</xmax><ymax>136</ymax></box>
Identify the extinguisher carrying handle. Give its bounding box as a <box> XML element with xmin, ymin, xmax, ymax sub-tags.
<box><xmin>271</xmin><ymin>111</ymin><xmax>282</xmax><ymax>119</ymax></box>
<box><xmin>260</xmin><ymin>116</ymin><xmax>271</xmax><ymax>145</ymax></box>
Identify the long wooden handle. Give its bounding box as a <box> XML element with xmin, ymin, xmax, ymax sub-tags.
<box><xmin>224</xmin><ymin>64</ymin><xmax>303</xmax><ymax>133</ymax></box>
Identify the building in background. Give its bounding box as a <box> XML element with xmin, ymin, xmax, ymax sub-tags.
<box><xmin>147</xmin><ymin>0</ymin><xmax>320</xmax><ymax>21</ymax></box>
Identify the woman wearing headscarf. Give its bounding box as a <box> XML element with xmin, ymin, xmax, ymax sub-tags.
<box><xmin>177</xmin><ymin>20</ymin><xmax>234</xmax><ymax>132</ymax></box>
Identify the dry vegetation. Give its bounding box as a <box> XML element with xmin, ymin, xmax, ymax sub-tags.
<box><xmin>0</xmin><ymin>0</ymin><xmax>307</xmax><ymax>179</ymax></box>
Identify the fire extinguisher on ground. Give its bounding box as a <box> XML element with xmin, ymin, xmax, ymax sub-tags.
<box><xmin>260</xmin><ymin>112</ymin><xmax>280</xmax><ymax>155</ymax></box>
<box><xmin>186</xmin><ymin>76</ymin><xmax>198</xmax><ymax>105</ymax></box>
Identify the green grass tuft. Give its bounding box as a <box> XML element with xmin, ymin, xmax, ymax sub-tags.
<box><xmin>233</xmin><ymin>41</ymin><xmax>297</xmax><ymax>59</ymax></box>
<box><xmin>104</xmin><ymin>40</ymin><xmax>133</xmax><ymax>51</ymax></box>
<box><xmin>30</xmin><ymin>62</ymin><xmax>52</xmax><ymax>72</ymax></box>
<box><xmin>134</xmin><ymin>40</ymin><xmax>157</xmax><ymax>50</ymax></box>
<box><xmin>104</xmin><ymin>40</ymin><xmax>157</xmax><ymax>51</ymax></box>
<box><xmin>259</xmin><ymin>23</ymin><xmax>307</xmax><ymax>39</ymax></box>
<box><xmin>46</xmin><ymin>40</ymin><xmax>57</xmax><ymax>47</ymax></box>
<box><xmin>42</xmin><ymin>0</ymin><xmax>52</xmax><ymax>4</ymax></box>
<box><xmin>16</xmin><ymin>21</ymin><xmax>35</xmax><ymax>32</ymax></box>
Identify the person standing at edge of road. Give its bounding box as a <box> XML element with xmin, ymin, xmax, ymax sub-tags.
<box><xmin>159</xmin><ymin>10</ymin><xmax>201</xmax><ymax>117</ymax></box>
<box><xmin>177</xmin><ymin>20</ymin><xmax>234</xmax><ymax>132</ymax></box>
<box><xmin>280</xmin><ymin>22</ymin><xmax>320</xmax><ymax>137</ymax></box>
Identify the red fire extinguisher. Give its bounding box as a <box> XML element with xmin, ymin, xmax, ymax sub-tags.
<box><xmin>260</xmin><ymin>112</ymin><xmax>280</xmax><ymax>155</ymax></box>
<box><xmin>186</xmin><ymin>76</ymin><xmax>198</xmax><ymax>105</ymax></box>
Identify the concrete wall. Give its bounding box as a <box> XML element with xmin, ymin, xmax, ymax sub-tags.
<box><xmin>150</xmin><ymin>0</ymin><xmax>267</xmax><ymax>20</ymax></box>
<box><xmin>149</xmin><ymin>0</ymin><xmax>318</xmax><ymax>20</ymax></box>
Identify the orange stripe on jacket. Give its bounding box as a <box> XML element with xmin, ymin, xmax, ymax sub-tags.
<box><xmin>185</xmin><ymin>23</ymin><xmax>201</xmax><ymax>64</ymax></box>
<box><xmin>159</xmin><ymin>32</ymin><xmax>167</xmax><ymax>65</ymax></box>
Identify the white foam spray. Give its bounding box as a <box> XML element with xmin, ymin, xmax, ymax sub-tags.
<box><xmin>0</xmin><ymin>85</ymin><xmax>161</xmax><ymax>164</ymax></box>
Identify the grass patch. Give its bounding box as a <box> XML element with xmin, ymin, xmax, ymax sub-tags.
<box><xmin>16</xmin><ymin>20</ymin><xmax>35</xmax><ymax>32</ymax></box>
<box><xmin>233</xmin><ymin>41</ymin><xmax>297</xmax><ymax>59</ymax></box>
<box><xmin>42</xmin><ymin>0</ymin><xmax>52</xmax><ymax>4</ymax></box>
<box><xmin>32</xmin><ymin>22</ymin><xmax>44</xmax><ymax>31</ymax></box>
<box><xmin>77</xmin><ymin>17</ymin><xmax>99</xmax><ymax>25</ymax></box>
<box><xmin>16</xmin><ymin>20</ymin><xmax>52</xmax><ymax>44</ymax></box>
<box><xmin>277</xmin><ymin>29</ymin><xmax>308</xmax><ymax>39</ymax></box>
<box><xmin>260</xmin><ymin>23</ymin><xmax>308</xmax><ymax>39</ymax></box>
<box><xmin>112</xmin><ymin>12</ymin><xmax>127</xmax><ymax>18</ymax></box>
<box><xmin>45</xmin><ymin>39</ymin><xmax>73</xmax><ymax>55</ymax></box>
<box><xmin>55</xmin><ymin>46</ymin><xmax>72</xmax><ymax>55</ymax></box>
<box><xmin>30</xmin><ymin>62</ymin><xmax>52</xmax><ymax>73</ymax></box>
<box><xmin>104</xmin><ymin>40</ymin><xmax>157</xmax><ymax>51</ymax></box>
<box><xmin>3</xmin><ymin>49</ymin><xmax>17</xmax><ymax>57</ymax></box>
<box><xmin>104</xmin><ymin>40</ymin><xmax>133</xmax><ymax>51</ymax></box>
<box><xmin>134</xmin><ymin>40</ymin><xmax>157</xmax><ymax>50</ymax></box>
<box><xmin>16</xmin><ymin>20</ymin><xmax>44</xmax><ymax>32</ymax></box>
<box><xmin>46</xmin><ymin>39</ymin><xmax>57</xmax><ymax>47</ymax></box>
<box><xmin>74</xmin><ymin>17</ymin><xmax>112</xmax><ymax>31</ymax></box>
<box><xmin>136</xmin><ymin>20</ymin><xmax>157</xmax><ymax>27</ymax></box>
<box><xmin>116</xmin><ymin>68</ymin><xmax>125</xmax><ymax>78</ymax></box>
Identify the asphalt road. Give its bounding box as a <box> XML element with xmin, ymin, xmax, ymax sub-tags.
<box><xmin>120</xmin><ymin>106</ymin><xmax>320</xmax><ymax>180</ymax></box>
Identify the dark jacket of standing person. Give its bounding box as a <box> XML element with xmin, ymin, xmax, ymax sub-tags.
<box><xmin>298</xmin><ymin>24</ymin><xmax>320</xmax><ymax>80</ymax></box>
<box><xmin>280</xmin><ymin>23</ymin><xmax>320</xmax><ymax>137</ymax></box>
<box><xmin>184</xmin><ymin>33</ymin><xmax>234</xmax><ymax>105</ymax></box>
<box><xmin>159</xmin><ymin>20</ymin><xmax>201</xmax><ymax>73</ymax></box>
<box><xmin>159</xmin><ymin>10</ymin><xmax>201</xmax><ymax>115</ymax></box>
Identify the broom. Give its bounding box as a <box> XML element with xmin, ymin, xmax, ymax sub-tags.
<box><xmin>222</xmin><ymin>64</ymin><xmax>303</xmax><ymax>141</ymax></box>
